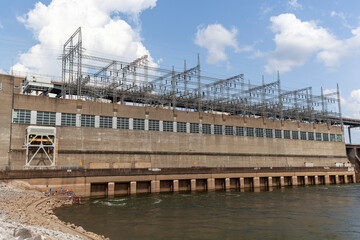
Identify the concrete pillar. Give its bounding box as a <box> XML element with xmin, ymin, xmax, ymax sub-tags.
<box><xmin>95</xmin><ymin>116</ymin><xmax>100</xmax><ymax>128</ymax></box>
<box><xmin>173</xmin><ymin>122</ymin><xmax>177</xmax><ymax>132</ymax></box>
<box><xmin>280</xmin><ymin>176</ymin><xmax>285</xmax><ymax>186</ymax></box>
<box><xmin>76</xmin><ymin>114</ymin><xmax>81</xmax><ymax>127</ymax></box>
<box><xmin>325</xmin><ymin>175</ymin><xmax>330</xmax><ymax>185</ymax></box>
<box><xmin>108</xmin><ymin>182</ymin><xmax>115</xmax><ymax>196</ymax></box>
<box><xmin>268</xmin><ymin>177</ymin><xmax>273</xmax><ymax>187</ymax></box>
<box><xmin>240</xmin><ymin>178</ymin><xmax>245</xmax><ymax>189</ymax></box>
<box><xmin>130</xmin><ymin>181</ymin><xmax>136</xmax><ymax>194</ymax></box>
<box><xmin>292</xmin><ymin>176</ymin><xmax>298</xmax><ymax>186</ymax></box>
<box><xmin>253</xmin><ymin>177</ymin><xmax>260</xmax><ymax>188</ymax></box>
<box><xmin>314</xmin><ymin>176</ymin><xmax>319</xmax><ymax>185</ymax></box>
<box><xmin>225</xmin><ymin>178</ymin><xmax>230</xmax><ymax>190</ymax></box>
<box><xmin>207</xmin><ymin>178</ymin><xmax>215</xmax><ymax>191</ymax></box>
<box><xmin>30</xmin><ymin>110</ymin><xmax>37</xmax><ymax>124</ymax></box>
<box><xmin>335</xmin><ymin>175</ymin><xmax>339</xmax><ymax>184</ymax></box>
<box><xmin>129</xmin><ymin>118</ymin><xmax>133</xmax><ymax>130</ymax></box>
<box><xmin>344</xmin><ymin>175</ymin><xmax>349</xmax><ymax>184</ymax></box>
<box><xmin>55</xmin><ymin>112</ymin><xmax>61</xmax><ymax>126</ymax></box>
<box><xmin>159</xmin><ymin>121</ymin><xmax>163</xmax><ymax>131</ymax></box>
<box><xmin>173</xmin><ymin>180</ymin><xmax>179</xmax><ymax>192</ymax></box>
<box><xmin>151</xmin><ymin>180</ymin><xmax>160</xmax><ymax>193</ymax></box>
<box><xmin>304</xmin><ymin>176</ymin><xmax>308</xmax><ymax>185</ymax></box>
<box><xmin>353</xmin><ymin>174</ymin><xmax>357</xmax><ymax>183</ymax></box>
<box><xmin>112</xmin><ymin>117</ymin><xmax>117</xmax><ymax>129</ymax></box>
<box><xmin>186</xmin><ymin>123</ymin><xmax>190</xmax><ymax>133</ymax></box>
<box><xmin>145</xmin><ymin>119</ymin><xmax>149</xmax><ymax>131</ymax></box>
<box><xmin>191</xmin><ymin>179</ymin><xmax>196</xmax><ymax>191</ymax></box>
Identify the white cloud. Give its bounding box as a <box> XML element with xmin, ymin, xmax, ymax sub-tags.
<box><xmin>13</xmin><ymin>0</ymin><xmax>157</xmax><ymax>76</ymax></box>
<box><xmin>194</xmin><ymin>24</ymin><xmax>240</xmax><ymax>65</ymax></box>
<box><xmin>288</xmin><ymin>0</ymin><xmax>302</xmax><ymax>9</ymax></box>
<box><xmin>330</xmin><ymin>11</ymin><xmax>351</xmax><ymax>29</ymax></box>
<box><xmin>346</xmin><ymin>89</ymin><xmax>360</xmax><ymax>118</ymax></box>
<box><xmin>264</xmin><ymin>13</ymin><xmax>360</xmax><ymax>73</ymax></box>
<box><xmin>0</xmin><ymin>68</ymin><xmax>7</xmax><ymax>74</ymax></box>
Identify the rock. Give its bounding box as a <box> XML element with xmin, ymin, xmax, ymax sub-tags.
<box><xmin>29</xmin><ymin>234</ymin><xmax>44</xmax><ymax>240</ymax></box>
<box><xmin>13</xmin><ymin>227</ymin><xmax>33</xmax><ymax>239</ymax></box>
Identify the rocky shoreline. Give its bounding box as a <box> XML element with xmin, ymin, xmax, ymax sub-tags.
<box><xmin>0</xmin><ymin>182</ymin><xmax>108</xmax><ymax>240</ymax></box>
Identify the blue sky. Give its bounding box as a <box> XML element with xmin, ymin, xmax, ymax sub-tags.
<box><xmin>1</xmin><ymin>0</ymin><xmax>360</xmax><ymax>142</ymax></box>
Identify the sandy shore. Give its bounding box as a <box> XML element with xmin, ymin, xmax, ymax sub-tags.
<box><xmin>0</xmin><ymin>181</ymin><xmax>108</xmax><ymax>240</ymax></box>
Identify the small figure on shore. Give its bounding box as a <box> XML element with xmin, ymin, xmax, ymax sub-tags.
<box><xmin>60</xmin><ymin>187</ymin><xmax>63</xmax><ymax>194</ymax></box>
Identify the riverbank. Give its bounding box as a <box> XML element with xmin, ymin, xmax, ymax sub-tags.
<box><xmin>0</xmin><ymin>181</ymin><xmax>108</xmax><ymax>240</ymax></box>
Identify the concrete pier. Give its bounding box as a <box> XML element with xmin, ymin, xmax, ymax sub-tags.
<box><xmin>1</xmin><ymin>168</ymin><xmax>355</xmax><ymax>197</ymax></box>
<box><xmin>191</xmin><ymin>179</ymin><xmax>196</xmax><ymax>191</ymax></box>
<box><xmin>280</xmin><ymin>176</ymin><xmax>285</xmax><ymax>186</ymax></box>
<box><xmin>268</xmin><ymin>177</ymin><xmax>273</xmax><ymax>187</ymax></box>
<box><xmin>240</xmin><ymin>177</ymin><xmax>245</xmax><ymax>189</ymax></box>
<box><xmin>108</xmin><ymin>182</ymin><xmax>115</xmax><ymax>196</ymax></box>
<box><xmin>130</xmin><ymin>181</ymin><xmax>136</xmax><ymax>194</ymax></box>
<box><xmin>207</xmin><ymin>178</ymin><xmax>215</xmax><ymax>191</ymax></box>
<box><xmin>151</xmin><ymin>180</ymin><xmax>160</xmax><ymax>193</ymax></box>
<box><xmin>314</xmin><ymin>176</ymin><xmax>319</xmax><ymax>185</ymax></box>
<box><xmin>253</xmin><ymin>177</ymin><xmax>260</xmax><ymax>188</ymax></box>
<box><xmin>304</xmin><ymin>176</ymin><xmax>309</xmax><ymax>185</ymax></box>
<box><xmin>173</xmin><ymin>180</ymin><xmax>179</xmax><ymax>192</ymax></box>
<box><xmin>225</xmin><ymin>178</ymin><xmax>230</xmax><ymax>190</ymax></box>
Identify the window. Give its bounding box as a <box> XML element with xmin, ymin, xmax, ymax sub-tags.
<box><xmin>265</xmin><ymin>129</ymin><xmax>273</xmax><ymax>138</ymax></box>
<box><xmin>300</xmin><ymin>132</ymin><xmax>307</xmax><ymax>140</ymax></box>
<box><xmin>275</xmin><ymin>129</ymin><xmax>282</xmax><ymax>139</ymax></box>
<box><xmin>190</xmin><ymin>123</ymin><xmax>199</xmax><ymax>133</ymax></box>
<box><xmin>61</xmin><ymin>113</ymin><xmax>76</xmax><ymax>126</ymax></box>
<box><xmin>236</xmin><ymin>126</ymin><xmax>244</xmax><ymax>136</ymax></box>
<box><xmin>117</xmin><ymin>117</ymin><xmax>129</xmax><ymax>129</ymax></box>
<box><xmin>316</xmin><ymin>133</ymin><xmax>322</xmax><ymax>141</ymax></box>
<box><xmin>225</xmin><ymin>126</ymin><xmax>233</xmax><ymax>135</ymax></box>
<box><xmin>202</xmin><ymin>124</ymin><xmax>211</xmax><ymax>134</ymax></box>
<box><xmin>177</xmin><ymin>122</ymin><xmax>187</xmax><ymax>133</ymax></box>
<box><xmin>149</xmin><ymin>120</ymin><xmax>159</xmax><ymax>131</ymax></box>
<box><xmin>81</xmin><ymin>115</ymin><xmax>95</xmax><ymax>127</ymax></box>
<box><xmin>284</xmin><ymin>130</ymin><xmax>290</xmax><ymax>139</ymax></box>
<box><xmin>214</xmin><ymin>125</ymin><xmax>223</xmax><ymax>135</ymax></box>
<box><xmin>100</xmin><ymin>116</ymin><xmax>112</xmax><ymax>128</ymax></box>
<box><xmin>308</xmin><ymin>132</ymin><xmax>314</xmax><ymax>140</ymax></box>
<box><xmin>323</xmin><ymin>133</ymin><xmax>329</xmax><ymax>141</ymax></box>
<box><xmin>292</xmin><ymin>131</ymin><xmax>299</xmax><ymax>140</ymax></box>
<box><xmin>246</xmin><ymin>127</ymin><xmax>254</xmax><ymax>137</ymax></box>
<box><xmin>13</xmin><ymin>109</ymin><xmax>31</xmax><ymax>124</ymax></box>
<box><xmin>133</xmin><ymin>118</ymin><xmax>144</xmax><ymax>130</ymax></box>
<box><xmin>330</xmin><ymin>134</ymin><xmax>336</xmax><ymax>142</ymax></box>
<box><xmin>0</xmin><ymin>82</ymin><xmax>2</xmax><ymax>90</ymax></box>
<box><xmin>37</xmin><ymin>111</ymin><xmax>56</xmax><ymax>125</ymax></box>
<box><xmin>337</xmin><ymin>134</ymin><xmax>343</xmax><ymax>142</ymax></box>
<box><xmin>255</xmin><ymin>128</ymin><xmax>264</xmax><ymax>137</ymax></box>
<box><xmin>163</xmin><ymin>121</ymin><xmax>173</xmax><ymax>132</ymax></box>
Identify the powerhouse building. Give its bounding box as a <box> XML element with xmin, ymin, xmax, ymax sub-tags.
<box><xmin>0</xmin><ymin>73</ymin><xmax>348</xmax><ymax>170</ymax></box>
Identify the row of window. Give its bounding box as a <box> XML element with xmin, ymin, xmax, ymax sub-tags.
<box><xmin>12</xmin><ymin>109</ymin><xmax>343</xmax><ymax>142</ymax></box>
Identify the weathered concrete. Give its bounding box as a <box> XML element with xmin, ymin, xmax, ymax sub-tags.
<box><xmin>173</xmin><ymin>180</ymin><xmax>179</xmax><ymax>192</ymax></box>
<box><xmin>130</xmin><ymin>181</ymin><xmax>136</xmax><ymax>194</ymax></box>
<box><xmin>207</xmin><ymin>178</ymin><xmax>215</xmax><ymax>191</ymax></box>
<box><xmin>108</xmin><ymin>182</ymin><xmax>114</xmax><ymax>196</ymax></box>
<box><xmin>0</xmin><ymin>74</ymin><xmax>349</xmax><ymax>170</ymax></box>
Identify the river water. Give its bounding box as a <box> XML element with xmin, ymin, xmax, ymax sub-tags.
<box><xmin>54</xmin><ymin>184</ymin><xmax>360</xmax><ymax>240</ymax></box>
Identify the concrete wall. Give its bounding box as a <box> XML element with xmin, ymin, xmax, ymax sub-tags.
<box><xmin>0</xmin><ymin>74</ymin><xmax>348</xmax><ymax>169</ymax></box>
<box><xmin>0</xmin><ymin>75</ymin><xmax>23</xmax><ymax>169</ymax></box>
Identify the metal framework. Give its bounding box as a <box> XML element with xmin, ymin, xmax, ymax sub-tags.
<box><xmin>61</xmin><ymin>28</ymin><xmax>342</xmax><ymax>125</ymax></box>
<box><xmin>25</xmin><ymin>126</ymin><xmax>56</xmax><ymax>168</ymax></box>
